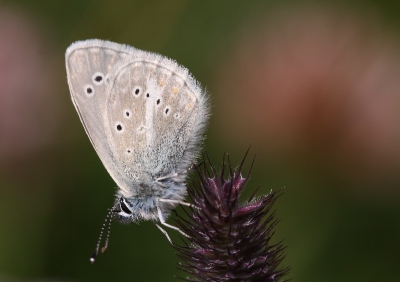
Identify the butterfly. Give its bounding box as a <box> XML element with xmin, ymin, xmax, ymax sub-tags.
<box><xmin>65</xmin><ymin>39</ymin><xmax>209</xmax><ymax>262</ymax></box>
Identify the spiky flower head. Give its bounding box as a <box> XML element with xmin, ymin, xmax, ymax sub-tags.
<box><xmin>174</xmin><ymin>151</ymin><xmax>290</xmax><ymax>281</ymax></box>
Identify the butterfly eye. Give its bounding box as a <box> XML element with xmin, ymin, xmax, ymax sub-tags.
<box><xmin>120</xmin><ymin>198</ymin><xmax>132</xmax><ymax>214</ymax></box>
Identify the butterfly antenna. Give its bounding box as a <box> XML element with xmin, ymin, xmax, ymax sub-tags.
<box><xmin>90</xmin><ymin>208</ymin><xmax>113</xmax><ymax>263</ymax></box>
<box><xmin>101</xmin><ymin>212</ymin><xmax>112</xmax><ymax>253</ymax></box>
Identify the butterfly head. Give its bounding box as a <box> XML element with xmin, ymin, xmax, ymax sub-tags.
<box><xmin>111</xmin><ymin>196</ymin><xmax>139</xmax><ymax>224</ymax></box>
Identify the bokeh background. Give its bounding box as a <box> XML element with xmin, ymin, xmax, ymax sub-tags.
<box><xmin>1</xmin><ymin>0</ymin><xmax>400</xmax><ymax>281</ymax></box>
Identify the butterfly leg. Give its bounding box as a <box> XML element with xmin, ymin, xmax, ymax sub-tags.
<box><xmin>186</xmin><ymin>161</ymin><xmax>204</xmax><ymax>173</ymax></box>
<box><xmin>155</xmin><ymin>173</ymin><xmax>178</xmax><ymax>181</ymax></box>
<box><xmin>155</xmin><ymin>161</ymin><xmax>203</xmax><ymax>182</ymax></box>
<box><xmin>155</xmin><ymin>224</ymin><xmax>172</xmax><ymax>244</ymax></box>
<box><xmin>158</xmin><ymin>198</ymin><xmax>200</xmax><ymax>210</ymax></box>
<box><xmin>157</xmin><ymin>205</ymin><xmax>190</xmax><ymax>238</ymax></box>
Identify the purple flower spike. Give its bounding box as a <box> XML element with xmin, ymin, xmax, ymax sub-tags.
<box><xmin>174</xmin><ymin>150</ymin><xmax>290</xmax><ymax>281</ymax></box>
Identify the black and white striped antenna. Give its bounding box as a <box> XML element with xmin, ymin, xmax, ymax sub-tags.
<box><xmin>90</xmin><ymin>208</ymin><xmax>113</xmax><ymax>263</ymax></box>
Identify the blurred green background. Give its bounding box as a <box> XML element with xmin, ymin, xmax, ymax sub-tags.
<box><xmin>1</xmin><ymin>0</ymin><xmax>400</xmax><ymax>281</ymax></box>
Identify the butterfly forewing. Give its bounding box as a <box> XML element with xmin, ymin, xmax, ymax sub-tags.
<box><xmin>66</xmin><ymin>40</ymin><xmax>136</xmax><ymax>191</ymax></box>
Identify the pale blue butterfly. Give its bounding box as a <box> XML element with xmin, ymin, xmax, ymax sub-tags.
<box><xmin>65</xmin><ymin>39</ymin><xmax>209</xmax><ymax>262</ymax></box>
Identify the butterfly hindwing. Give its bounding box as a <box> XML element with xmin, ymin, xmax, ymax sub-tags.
<box><xmin>106</xmin><ymin>52</ymin><xmax>209</xmax><ymax>196</ymax></box>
